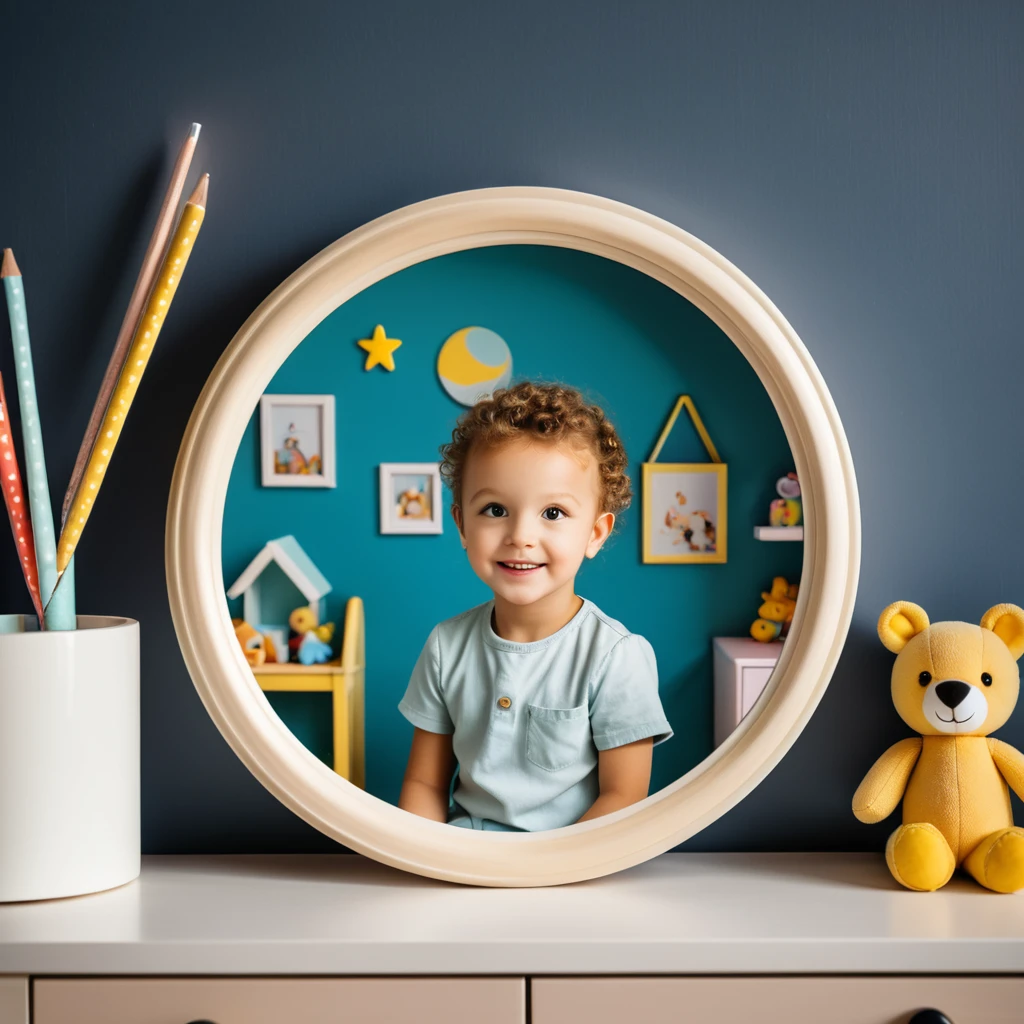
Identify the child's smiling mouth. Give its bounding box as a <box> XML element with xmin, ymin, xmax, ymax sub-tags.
<box><xmin>497</xmin><ymin>561</ymin><xmax>545</xmax><ymax>576</ymax></box>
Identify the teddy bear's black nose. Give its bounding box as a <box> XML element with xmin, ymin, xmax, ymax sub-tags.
<box><xmin>935</xmin><ymin>680</ymin><xmax>971</xmax><ymax>708</ymax></box>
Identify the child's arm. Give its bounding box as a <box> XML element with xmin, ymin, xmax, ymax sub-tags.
<box><xmin>398</xmin><ymin>727</ymin><xmax>456</xmax><ymax>823</ymax></box>
<box><xmin>576</xmin><ymin>737</ymin><xmax>653</xmax><ymax>823</ymax></box>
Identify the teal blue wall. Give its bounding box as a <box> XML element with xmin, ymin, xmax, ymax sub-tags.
<box><xmin>223</xmin><ymin>245</ymin><xmax>802</xmax><ymax>805</ymax></box>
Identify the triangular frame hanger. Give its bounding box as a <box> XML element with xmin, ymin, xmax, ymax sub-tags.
<box><xmin>647</xmin><ymin>395</ymin><xmax>722</xmax><ymax>464</ymax></box>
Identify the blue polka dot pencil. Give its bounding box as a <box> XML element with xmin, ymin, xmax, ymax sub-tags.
<box><xmin>2</xmin><ymin>249</ymin><xmax>71</xmax><ymax>629</ymax></box>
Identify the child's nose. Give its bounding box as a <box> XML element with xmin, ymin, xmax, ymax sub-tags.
<box><xmin>504</xmin><ymin>515</ymin><xmax>536</xmax><ymax>548</ymax></box>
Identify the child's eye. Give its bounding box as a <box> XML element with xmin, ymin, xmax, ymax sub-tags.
<box><xmin>542</xmin><ymin>507</ymin><xmax>567</xmax><ymax>521</ymax></box>
<box><xmin>481</xmin><ymin>503</ymin><xmax>507</xmax><ymax>517</ymax></box>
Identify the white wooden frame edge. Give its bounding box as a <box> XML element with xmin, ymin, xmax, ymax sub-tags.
<box><xmin>166</xmin><ymin>187</ymin><xmax>861</xmax><ymax>887</ymax></box>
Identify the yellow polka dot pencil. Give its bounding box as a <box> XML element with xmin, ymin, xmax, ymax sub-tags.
<box><xmin>62</xmin><ymin>123</ymin><xmax>200</xmax><ymax>529</ymax></box>
<box><xmin>54</xmin><ymin>173</ymin><xmax>208</xmax><ymax>576</ymax></box>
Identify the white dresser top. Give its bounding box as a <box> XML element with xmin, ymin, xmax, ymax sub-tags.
<box><xmin>0</xmin><ymin>853</ymin><xmax>1021</xmax><ymax>976</ymax></box>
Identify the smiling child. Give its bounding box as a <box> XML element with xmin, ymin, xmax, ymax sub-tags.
<box><xmin>397</xmin><ymin>381</ymin><xmax>672</xmax><ymax>831</ymax></box>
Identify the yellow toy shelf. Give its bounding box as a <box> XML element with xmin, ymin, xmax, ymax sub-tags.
<box><xmin>251</xmin><ymin>596</ymin><xmax>365</xmax><ymax>789</ymax></box>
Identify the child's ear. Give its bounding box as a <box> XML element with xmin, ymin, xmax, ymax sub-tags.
<box><xmin>586</xmin><ymin>512</ymin><xmax>615</xmax><ymax>558</ymax></box>
<box><xmin>451</xmin><ymin>504</ymin><xmax>466</xmax><ymax>547</ymax></box>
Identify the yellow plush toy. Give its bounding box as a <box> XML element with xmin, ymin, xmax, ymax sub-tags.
<box><xmin>853</xmin><ymin>601</ymin><xmax>1024</xmax><ymax>892</ymax></box>
<box><xmin>750</xmin><ymin>576</ymin><xmax>799</xmax><ymax>642</ymax></box>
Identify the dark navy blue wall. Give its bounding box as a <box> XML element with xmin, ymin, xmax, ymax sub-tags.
<box><xmin>1</xmin><ymin>1</ymin><xmax>1020</xmax><ymax>851</ymax></box>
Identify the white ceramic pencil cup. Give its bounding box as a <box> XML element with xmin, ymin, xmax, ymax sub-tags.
<box><xmin>0</xmin><ymin>614</ymin><xmax>140</xmax><ymax>901</ymax></box>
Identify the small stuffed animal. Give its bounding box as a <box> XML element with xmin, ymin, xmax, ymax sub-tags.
<box><xmin>298</xmin><ymin>631</ymin><xmax>333</xmax><ymax>665</ymax></box>
<box><xmin>287</xmin><ymin>605</ymin><xmax>335</xmax><ymax>665</ymax></box>
<box><xmin>232</xmin><ymin>618</ymin><xmax>267</xmax><ymax>667</ymax></box>
<box><xmin>853</xmin><ymin>601</ymin><xmax>1024</xmax><ymax>893</ymax></box>
<box><xmin>750</xmin><ymin>576</ymin><xmax>798</xmax><ymax>642</ymax></box>
<box><xmin>769</xmin><ymin>472</ymin><xmax>802</xmax><ymax>527</ymax></box>
<box><xmin>288</xmin><ymin>606</ymin><xmax>319</xmax><ymax>662</ymax></box>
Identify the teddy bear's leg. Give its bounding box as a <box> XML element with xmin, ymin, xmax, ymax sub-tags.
<box><xmin>885</xmin><ymin>823</ymin><xmax>956</xmax><ymax>891</ymax></box>
<box><xmin>962</xmin><ymin>827</ymin><xmax>1024</xmax><ymax>893</ymax></box>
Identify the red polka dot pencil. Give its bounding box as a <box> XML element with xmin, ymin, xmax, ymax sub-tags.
<box><xmin>0</xmin><ymin>371</ymin><xmax>45</xmax><ymax>627</ymax></box>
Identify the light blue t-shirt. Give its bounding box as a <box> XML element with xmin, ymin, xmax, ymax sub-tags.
<box><xmin>398</xmin><ymin>597</ymin><xmax>673</xmax><ymax>832</ymax></box>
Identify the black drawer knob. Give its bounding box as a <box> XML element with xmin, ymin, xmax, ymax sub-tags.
<box><xmin>909</xmin><ymin>1012</ymin><xmax>954</xmax><ymax>1024</ymax></box>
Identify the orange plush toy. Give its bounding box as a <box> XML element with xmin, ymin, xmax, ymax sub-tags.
<box><xmin>853</xmin><ymin>601</ymin><xmax>1024</xmax><ymax>892</ymax></box>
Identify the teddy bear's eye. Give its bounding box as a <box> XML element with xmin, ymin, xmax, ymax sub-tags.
<box><xmin>918</xmin><ymin>671</ymin><xmax>932</xmax><ymax>686</ymax></box>
<box><xmin>982</xmin><ymin>672</ymin><xmax>993</xmax><ymax>686</ymax></box>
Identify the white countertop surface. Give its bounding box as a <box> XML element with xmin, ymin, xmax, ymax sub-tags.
<box><xmin>1</xmin><ymin>853</ymin><xmax>1022</xmax><ymax>976</ymax></box>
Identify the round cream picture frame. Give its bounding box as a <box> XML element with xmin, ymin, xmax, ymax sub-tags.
<box><xmin>166</xmin><ymin>187</ymin><xmax>860</xmax><ymax>887</ymax></box>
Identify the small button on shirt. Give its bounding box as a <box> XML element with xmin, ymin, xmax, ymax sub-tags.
<box><xmin>398</xmin><ymin>597</ymin><xmax>673</xmax><ymax>832</ymax></box>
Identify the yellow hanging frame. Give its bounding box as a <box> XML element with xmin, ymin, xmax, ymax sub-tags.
<box><xmin>642</xmin><ymin>395</ymin><xmax>727</xmax><ymax>564</ymax></box>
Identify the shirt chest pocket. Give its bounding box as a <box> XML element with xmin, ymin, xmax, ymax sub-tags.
<box><xmin>526</xmin><ymin>702</ymin><xmax>590</xmax><ymax>771</ymax></box>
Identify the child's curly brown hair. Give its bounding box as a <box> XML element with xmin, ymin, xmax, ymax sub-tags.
<box><xmin>439</xmin><ymin>380</ymin><xmax>632</xmax><ymax>525</ymax></box>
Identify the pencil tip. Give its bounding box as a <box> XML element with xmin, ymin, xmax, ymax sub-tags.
<box><xmin>1</xmin><ymin>248</ymin><xmax>20</xmax><ymax>278</ymax></box>
<box><xmin>187</xmin><ymin>172</ymin><xmax>209</xmax><ymax>207</ymax></box>
<box><xmin>189</xmin><ymin>122</ymin><xmax>201</xmax><ymax>139</ymax></box>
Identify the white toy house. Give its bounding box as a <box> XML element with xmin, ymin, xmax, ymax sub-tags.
<box><xmin>226</xmin><ymin>535</ymin><xmax>332</xmax><ymax>651</ymax></box>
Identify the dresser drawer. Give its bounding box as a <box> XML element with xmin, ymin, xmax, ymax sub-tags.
<box><xmin>0</xmin><ymin>977</ymin><xmax>28</xmax><ymax>1024</ymax></box>
<box><xmin>532</xmin><ymin>976</ymin><xmax>1024</xmax><ymax>1024</ymax></box>
<box><xmin>33</xmin><ymin>977</ymin><xmax>524</xmax><ymax>1024</ymax></box>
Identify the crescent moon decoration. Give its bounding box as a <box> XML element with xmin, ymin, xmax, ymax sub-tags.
<box><xmin>437</xmin><ymin>326</ymin><xmax>512</xmax><ymax>406</ymax></box>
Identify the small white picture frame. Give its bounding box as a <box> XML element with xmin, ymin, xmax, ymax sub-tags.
<box><xmin>260</xmin><ymin>394</ymin><xmax>336</xmax><ymax>488</ymax></box>
<box><xmin>379</xmin><ymin>462</ymin><xmax>443</xmax><ymax>534</ymax></box>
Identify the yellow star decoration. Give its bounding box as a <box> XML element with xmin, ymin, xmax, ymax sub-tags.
<box><xmin>357</xmin><ymin>324</ymin><xmax>402</xmax><ymax>372</ymax></box>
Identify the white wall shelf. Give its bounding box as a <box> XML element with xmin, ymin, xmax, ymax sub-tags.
<box><xmin>753</xmin><ymin>526</ymin><xmax>804</xmax><ymax>541</ymax></box>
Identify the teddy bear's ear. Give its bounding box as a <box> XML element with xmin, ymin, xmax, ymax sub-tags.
<box><xmin>980</xmin><ymin>604</ymin><xmax>1024</xmax><ymax>660</ymax></box>
<box><xmin>877</xmin><ymin>601</ymin><xmax>930</xmax><ymax>653</ymax></box>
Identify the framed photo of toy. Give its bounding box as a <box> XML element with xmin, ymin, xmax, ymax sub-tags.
<box><xmin>260</xmin><ymin>394</ymin><xmax>336</xmax><ymax>488</ymax></box>
<box><xmin>379</xmin><ymin>462</ymin><xmax>443</xmax><ymax>534</ymax></box>
<box><xmin>642</xmin><ymin>395</ymin><xmax>727</xmax><ymax>564</ymax></box>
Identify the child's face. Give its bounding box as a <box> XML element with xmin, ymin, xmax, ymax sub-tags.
<box><xmin>453</xmin><ymin>437</ymin><xmax>614</xmax><ymax>610</ymax></box>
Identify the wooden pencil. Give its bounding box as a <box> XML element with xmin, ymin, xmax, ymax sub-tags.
<box><xmin>55</xmin><ymin>173</ymin><xmax>209</xmax><ymax>575</ymax></box>
<box><xmin>62</xmin><ymin>122</ymin><xmax>201</xmax><ymax>525</ymax></box>
<box><xmin>0</xmin><ymin>371</ymin><xmax>46</xmax><ymax>626</ymax></box>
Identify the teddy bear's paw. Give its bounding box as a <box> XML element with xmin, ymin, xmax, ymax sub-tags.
<box><xmin>964</xmin><ymin>827</ymin><xmax>1024</xmax><ymax>894</ymax></box>
<box><xmin>886</xmin><ymin>823</ymin><xmax>956</xmax><ymax>891</ymax></box>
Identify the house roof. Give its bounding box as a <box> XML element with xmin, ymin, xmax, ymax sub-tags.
<box><xmin>226</xmin><ymin>535</ymin><xmax>332</xmax><ymax>605</ymax></box>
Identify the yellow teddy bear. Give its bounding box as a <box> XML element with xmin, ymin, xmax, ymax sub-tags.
<box><xmin>853</xmin><ymin>601</ymin><xmax>1024</xmax><ymax>892</ymax></box>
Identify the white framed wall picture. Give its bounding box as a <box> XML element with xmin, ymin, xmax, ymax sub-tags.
<box><xmin>379</xmin><ymin>462</ymin><xmax>443</xmax><ymax>534</ymax></box>
<box><xmin>260</xmin><ymin>394</ymin><xmax>336</xmax><ymax>488</ymax></box>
